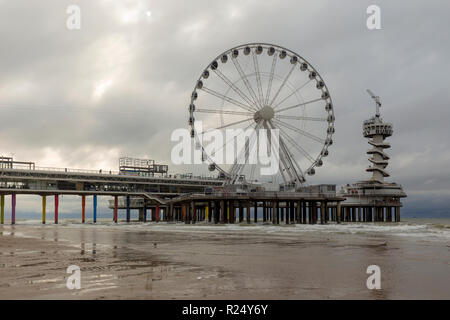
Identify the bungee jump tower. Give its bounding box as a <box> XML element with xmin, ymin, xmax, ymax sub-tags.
<box><xmin>338</xmin><ymin>90</ymin><xmax>407</xmax><ymax>222</ymax></box>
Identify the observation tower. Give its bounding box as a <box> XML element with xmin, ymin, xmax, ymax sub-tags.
<box><xmin>338</xmin><ymin>90</ymin><xmax>406</xmax><ymax>222</ymax></box>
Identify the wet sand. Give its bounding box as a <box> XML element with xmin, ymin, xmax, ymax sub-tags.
<box><xmin>0</xmin><ymin>220</ymin><xmax>449</xmax><ymax>299</ymax></box>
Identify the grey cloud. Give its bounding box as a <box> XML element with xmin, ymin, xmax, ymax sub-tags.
<box><xmin>0</xmin><ymin>0</ymin><xmax>449</xmax><ymax>217</ymax></box>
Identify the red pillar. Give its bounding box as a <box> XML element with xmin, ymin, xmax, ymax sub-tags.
<box><xmin>54</xmin><ymin>195</ymin><xmax>59</xmax><ymax>224</ymax></box>
<box><xmin>81</xmin><ymin>195</ymin><xmax>85</xmax><ymax>223</ymax></box>
<box><xmin>114</xmin><ymin>196</ymin><xmax>118</xmax><ymax>223</ymax></box>
<box><xmin>155</xmin><ymin>205</ymin><xmax>160</xmax><ymax>222</ymax></box>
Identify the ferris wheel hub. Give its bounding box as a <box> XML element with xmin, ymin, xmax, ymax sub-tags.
<box><xmin>254</xmin><ymin>106</ymin><xmax>274</xmax><ymax>122</ymax></box>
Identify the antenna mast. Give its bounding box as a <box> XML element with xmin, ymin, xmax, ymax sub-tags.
<box><xmin>366</xmin><ymin>89</ymin><xmax>381</xmax><ymax>117</ymax></box>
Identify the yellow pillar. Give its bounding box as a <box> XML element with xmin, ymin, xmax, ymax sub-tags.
<box><xmin>205</xmin><ymin>206</ymin><xmax>209</xmax><ymax>220</ymax></box>
<box><xmin>42</xmin><ymin>195</ymin><xmax>46</xmax><ymax>224</ymax></box>
<box><xmin>227</xmin><ymin>202</ymin><xmax>230</xmax><ymax>221</ymax></box>
<box><xmin>1</xmin><ymin>195</ymin><xmax>4</xmax><ymax>224</ymax></box>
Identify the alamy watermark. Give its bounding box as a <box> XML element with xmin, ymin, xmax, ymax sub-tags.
<box><xmin>66</xmin><ymin>5</ymin><xmax>81</xmax><ymax>30</ymax></box>
<box><xmin>366</xmin><ymin>5</ymin><xmax>381</xmax><ymax>30</ymax></box>
<box><xmin>366</xmin><ymin>265</ymin><xmax>381</xmax><ymax>290</ymax></box>
<box><xmin>171</xmin><ymin>121</ymin><xmax>280</xmax><ymax>176</ymax></box>
<box><xmin>66</xmin><ymin>265</ymin><xmax>81</xmax><ymax>289</ymax></box>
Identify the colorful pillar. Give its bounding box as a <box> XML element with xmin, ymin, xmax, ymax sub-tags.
<box><xmin>126</xmin><ymin>195</ymin><xmax>130</xmax><ymax>223</ymax></box>
<box><xmin>205</xmin><ymin>205</ymin><xmax>209</xmax><ymax>221</ymax></box>
<box><xmin>42</xmin><ymin>195</ymin><xmax>46</xmax><ymax>224</ymax></box>
<box><xmin>81</xmin><ymin>195</ymin><xmax>86</xmax><ymax>223</ymax></box>
<box><xmin>11</xmin><ymin>194</ymin><xmax>16</xmax><ymax>225</ymax></box>
<box><xmin>54</xmin><ymin>195</ymin><xmax>59</xmax><ymax>224</ymax></box>
<box><xmin>93</xmin><ymin>195</ymin><xmax>97</xmax><ymax>223</ymax></box>
<box><xmin>155</xmin><ymin>204</ymin><xmax>160</xmax><ymax>222</ymax></box>
<box><xmin>1</xmin><ymin>195</ymin><xmax>4</xmax><ymax>224</ymax></box>
<box><xmin>114</xmin><ymin>196</ymin><xmax>118</xmax><ymax>223</ymax></box>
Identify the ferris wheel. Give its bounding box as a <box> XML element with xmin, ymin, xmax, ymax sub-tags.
<box><xmin>188</xmin><ymin>43</ymin><xmax>335</xmax><ymax>190</ymax></box>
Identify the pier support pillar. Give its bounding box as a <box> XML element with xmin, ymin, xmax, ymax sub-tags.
<box><xmin>191</xmin><ymin>201</ymin><xmax>196</xmax><ymax>224</ymax></box>
<box><xmin>42</xmin><ymin>195</ymin><xmax>46</xmax><ymax>224</ymax></box>
<box><xmin>220</xmin><ymin>201</ymin><xmax>225</xmax><ymax>224</ymax></box>
<box><xmin>253</xmin><ymin>201</ymin><xmax>257</xmax><ymax>223</ymax></box>
<box><xmin>1</xmin><ymin>194</ymin><xmax>4</xmax><ymax>224</ymax></box>
<box><xmin>11</xmin><ymin>194</ymin><xmax>16</xmax><ymax>225</ymax></box>
<box><xmin>302</xmin><ymin>202</ymin><xmax>307</xmax><ymax>224</ymax></box>
<box><xmin>272</xmin><ymin>201</ymin><xmax>276</xmax><ymax>225</ymax></box>
<box><xmin>246</xmin><ymin>202</ymin><xmax>251</xmax><ymax>224</ymax></box>
<box><xmin>276</xmin><ymin>201</ymin><xmax>280</xmax><ymax>224</ymax></box>
<box><xmin>156</xmin><ymin>204</ymin><xmax>160</xmax><ymax>222</ymax></box>
<box><xmin>114</xmin><ymin>196</ymin><xmax>118</xmax><ymax>223</ymax></box>
<box><xmin>290</xmin><ymin>201</ymin><xmax>295</xmax><ymax>223</ymax></box>
<box><xmin>337</xmin><ymin>202</ymin><xmax>341</xmax><ymax>224</ymax></box>
<box><xmin>262</xmin><ymin>201</ymin><xmax>266</xmax><ymax>222</ymax></box>
<box><xmin>54</xmin><ymin>195</ymin><xmax>59</xmax><ymax>224</ymax></box>
<box><xmin>126</xmin><ymin>195</ymin><xmax>130</xmax><ymax>223</ymax></box>
<box><xmin>320</xmin><ymin>202</ymin><xmax>325</xmax><ymax>224</ymax></box>
<box><xmin>93</xmin><ymin>195</ymin><xmax>97</xmax><ymax>223</ymax></box>
<box><xmin>81</xmin><ymin>195</ymin><xmax>85</xmax><ymax>223</ymax></box>
<box><xmin>239</xmin><ymin>204</ymin><xmax>243</xmax><ymax>223</ymax></box>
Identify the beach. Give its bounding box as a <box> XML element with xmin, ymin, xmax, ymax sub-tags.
<box><xmin>0</xmin><ymin>219</ymin><xmax>449</xmax><ymax>299</ymax></box>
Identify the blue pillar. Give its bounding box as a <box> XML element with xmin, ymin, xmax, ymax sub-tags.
<box><xmin>126</xmin><ymin>195</ymin><xmax>130</xmax><ymax>223</ymax></box>
<box><xmin>93</xmin><ymin>195</ymin><xmax>97</xmax><ymax>223</ymax></box>
<box><xmin>143</xmin><ymin>202</ymin><xmax>147</xmax><ymax>222</ymax></box>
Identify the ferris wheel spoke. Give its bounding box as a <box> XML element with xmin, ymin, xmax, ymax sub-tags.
<box><xmin>274</xmin><ymin>114</ymin><xmax>327</xmax><ymax>122</ymax></box>
<box><xmin>231</xmin><ymin>57</ymin><xmax>261</xmax><ymax>109</ymax></box>
<box><xmin>278</xmin><ymin>127</ymin><xmax>316</xmax><ymax>164</ymax></box>
<box><xmin>229</xmin><ymin>122</ymin><xmax>261</xmax><ymax>182</ymax></box>
<box><xmin>265</xmin><ymin>54</ymin><xmax>278</xmax><ymax>106</ymax></box>
<box><xmin>196</xmin><ymin>108</ymin><xmax>253</xmax><ymax>116</ymax></box>
<box><xmin>272</xmin><ymin>79</ymin><xmax>312</xmax><ymax>110</ymax></box>
<box><xmin>251</xmin><ymin>51</ymin><xmax>264</xmax><ymax>108</ymax></box>
<box><xmin>275</xmin><ymin>97</ymin><xmax>323</xmax><ymax>114</ymax></box>
<box><xmin>199</xmin><ymin>117</ymin><xmax>254</xmax><ymax>135</ymax></box>
<box><xmin>273</xmin><ymin>118</ymin><xmax>325</xmax><ymax>144</ymax></box>
<box><xmin>200</xmin><ymin>87</ymin><xmax>254</xmax><ymax>113</ymax></box>
<box><xmin>269</xmin><ymin>64</ymin><xmax>296</xmax><ymax>107</ymax></box>
<box><xmin>263</xmin><ymin>121</ymin><xmax>294</xmax><ymax>183</ymax></box>
<box><xmin>213</xmin><ymin>69</ymin><xmax>258</xmax><ymax>112</ymax></box>
<box><xmin>209</xmin><ymin>121</ymin><xmax>256</xmax><ymax>158</ymax></box>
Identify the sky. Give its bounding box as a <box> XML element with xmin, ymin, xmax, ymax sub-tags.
<box><xmin>0</xmin><ymin>0</ymin><xmax>449</xmax><ymax>218</ymax></box>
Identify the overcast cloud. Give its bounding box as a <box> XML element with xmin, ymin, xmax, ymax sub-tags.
<box><xmin>0</xmin><ymin>0</ymin><xmax>449</xmax><ymax>217</ymax></box>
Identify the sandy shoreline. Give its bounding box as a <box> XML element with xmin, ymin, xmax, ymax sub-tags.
<box><xmin>0</xmin><ymin>221</ymin><xmax>449</xmax><ymax>299</ymax></box>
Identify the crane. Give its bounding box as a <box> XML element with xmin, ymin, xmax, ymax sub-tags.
<box><xmin>366</xmin><ymin>89</ymin><xmax>381</xmax><ymax>117</ymax></box>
